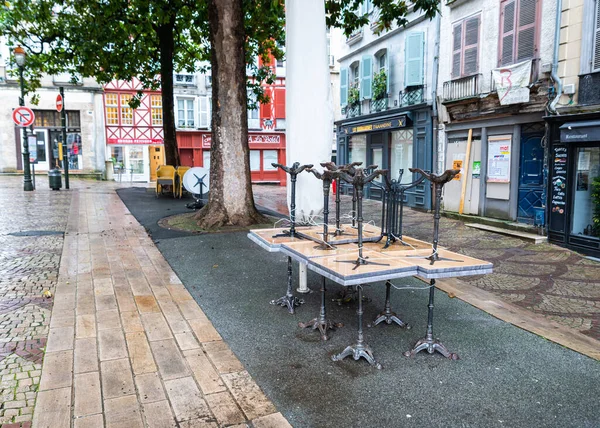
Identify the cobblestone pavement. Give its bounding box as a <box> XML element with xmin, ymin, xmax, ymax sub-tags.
<box><xmin>0</xmin><ymin>176</ymin><xmax>71</xmax><ymax>427</ymax></box>
<box><xmin>252</xmin><ymin>184</ymin><xmax>600</xmax><ymax>343</ymax></box>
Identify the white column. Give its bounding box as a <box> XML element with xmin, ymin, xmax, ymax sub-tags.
<box><xmin>285</xmin><ymin>0</ymin><xmax>333</xmax><ymax>223</ymax></box>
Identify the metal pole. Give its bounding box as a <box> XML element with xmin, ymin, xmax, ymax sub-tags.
<box><xmin>20</xmin><ymin>66</ymin><xmax>33</xmax><ymax>191</ymax></box>
<box><xmin>60</xmin><ymin>87</ymin><xmax>70</xmax><ymax>189</ymax></box>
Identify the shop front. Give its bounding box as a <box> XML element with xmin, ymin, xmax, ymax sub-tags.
<box><xmin>177</xmin><ymin>131</ymin><xmax>287</xmax><ymax>185</ymax></box>
<box><xmin>336</xmin><ymin>108</ymin><xmax>433</xmax><ymax>210</ymax></box>
<box><xmin>546</xmin><ymin>113</ymin><xmax>600</xmax><ymax>257</ymax></box>
<box><xmin>107</xmin><ymin>138</ymin><xmax>163</xmax><ymax>182</ymax></box>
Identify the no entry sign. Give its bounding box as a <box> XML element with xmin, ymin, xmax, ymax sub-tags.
<box><xmin>56</xmin><ymin>94</ymin><xmax>63</xmax><ymax>112</ymax></box>
<box><xmin>12</xmin><ymin>107</ymin><xmax>35</xmax><ymax>127</ymax></box>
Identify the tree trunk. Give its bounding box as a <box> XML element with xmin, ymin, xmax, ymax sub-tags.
<box><xmin>158</xmin><ymin>18</ymin><xmax>180</xmax><ymax>167</ymax></box>
<box><xmin>195</xmin><ymin>0</ymin><xmax>266</xmax><ymax>228</ymax></box>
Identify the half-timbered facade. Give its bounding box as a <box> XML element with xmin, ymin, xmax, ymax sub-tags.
<box><xmin>103</xmin><ymin>79</ymin><xmax>164</xmax><ymax>182</ymax></box>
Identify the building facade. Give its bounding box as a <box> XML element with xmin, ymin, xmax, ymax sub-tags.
<box><xmin>175</xmin><ymin>57</ymin><xmax>288</xmax><ymax>185</ymax></box>
<box><xmin>0</xmin><ymin>39</ymin><xmax>106</xmax><ymax>174</ymax></box>
<box><xmin>336</xmin><ymin>3</ymin><xmax>439</xmax><ymax>209</ymax></box>
<box><xmin>545</xmin><ymin>0</ymin><xmax>600</xmax><ymax>256</ymax></box>
<box><xmin>437</xmin><ymin>0</ymin><xmax>557</xmax><ymax>224</ymax></box>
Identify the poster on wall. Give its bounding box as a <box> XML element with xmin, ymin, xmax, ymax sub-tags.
<box><xmin>487</xmin><ymin>137</ymin><xmax>511</xmax><ymax>183</ymax></box>
<box><xmin>491</xmin><ymin>60</ymin><xmax>532</xmax><ymax>105</ymax></box>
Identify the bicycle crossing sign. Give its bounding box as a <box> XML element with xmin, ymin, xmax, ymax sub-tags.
<box><xmin>12</xmin><ymin>107</ymin><xmax>35</xmax><ymax>127</ymax></box>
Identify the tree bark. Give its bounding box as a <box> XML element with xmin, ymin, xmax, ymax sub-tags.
<box><xmin>158</xmin><ymin>18</ymin><xmax>180</xmax><ymax>167</ymax></box>
<box><xmin>196</xmin><ymin>0</ymin><xmax>266</xmax><ymax>228</ymax></box>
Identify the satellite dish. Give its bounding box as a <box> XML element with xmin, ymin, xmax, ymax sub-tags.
<box><xmin>183</xmin><ymin>167</ymin><xmax>210</xmax><ymax>197</ymax></box>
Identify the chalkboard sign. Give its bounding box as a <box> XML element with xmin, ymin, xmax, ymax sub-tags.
<box><xmin>550</xmin><ymin>146</ymin><xmax>568</xmax><ymax>232</ymax></box>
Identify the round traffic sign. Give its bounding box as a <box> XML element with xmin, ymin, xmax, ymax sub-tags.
<box><xmin>12</xmin><ymin>107</ymin><xmax>35</xmax><ymax>127</ymax></box>
<box><xmin>56</xmin><ymin>94</ymin><xmax>63</xmax><ymax>112</ymax></box>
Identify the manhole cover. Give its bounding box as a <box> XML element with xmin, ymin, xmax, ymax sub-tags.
<box><xmin>8</xmin><ymin>230</ymin><xmax>64</xmax><ymax>237</ymax></box>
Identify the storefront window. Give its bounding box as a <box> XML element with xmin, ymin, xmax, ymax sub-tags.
<box><xmin>110</xmin><ymin>147</ymin><xmax>125</xmax><ymax>173</ymax></box>
<box><xmin>203</xmin><ymin>151</ymin><xmax>211</xmax><ymax>170</ymax></box>
<box><xmin>571</xmin><ymin>147</ymin><xmax>600</xmax><ymax>238</ymax></box>
<box><xmin>390</xmin><ymin>130</ymin><xmax>413</xmax><ymax>183</ymax></box>
<box><xmin>129</xmin><ymin>147</ymin><xmax>144</xmax><ymax>174</ymax></box>
<box><xmin>263</xmin><ymin>150</ymin><xmax>278</xmax><ymax>170</ymax></box>
<box><xmin>348</xmin><ymin>134</ymin><xmax>367</xmax><ymax>166</ymax></box>
<box><xmin>67</xmin><ymin>133</ymin><xmax>82</xmax><ymax>169</ymax></box>
<box><xmin>250</xmin><ymin>150</ymin><xmax>261</xmax><ymax>171</ymax></box>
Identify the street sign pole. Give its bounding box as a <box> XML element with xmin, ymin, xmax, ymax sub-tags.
<box><xmin>19</xmin><ymin>66</ymin><xmax>33</xmax><ymax>191</ymax></box>
<box><xmin>60</xmin><ymin>87</ymin><xmax>69</xmax><ymax>189</ymax></box>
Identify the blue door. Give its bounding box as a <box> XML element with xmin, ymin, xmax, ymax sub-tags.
<box><xmin>518</xmin><ymin>124</ymin><xmax>545</xmax><ymax>224</ymax></box>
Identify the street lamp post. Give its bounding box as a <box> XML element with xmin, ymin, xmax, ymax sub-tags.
<box><xmin>15</xmin><ymin>46</ymin><xmax>34</xmax><ymax>192</ymax></box>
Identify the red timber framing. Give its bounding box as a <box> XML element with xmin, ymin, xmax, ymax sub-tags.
<box><xmin>103</xmin><ymin>79</ymin><xmax>164</xmax><ymax>145</ymax></box>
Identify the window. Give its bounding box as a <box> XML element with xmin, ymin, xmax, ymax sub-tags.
<box><xmin>263</xmin><ymin>151</ymin><xmax>278</xmax><ymax>170</ymax></box>
<box><xmin>105</xmin><ymin>93</ymin><xmax>119</xmax><ymax>125</ymax></box>
<box><xmin>452</xmin><ymin>15</ymin><xmax>480</xmax><ymax>78</ymax></box>
<box><xmin>348</xmin><ymin>135</ymin><xmax>367</xmax><ymax>166</ymax></box>
<box><xmin>350</xmin><ymin>61</ymin><xmax>360</xmax><ymax>87</ymax></box>
<box><xmin>571</xmin><ymin>147</ymin><xmax>600</xmax><ymax>238</ymax></box>
<box><xmin>248</xmin><ymin>91</ymin><xmax>260</xmax><ymax>128</ymax></box>
<box><xmin>499</xmin><ymin>0</ymin><xmax>539</xmax><ymax>66</ymax></box>
<box><xmin>151</xmin><ymin>95</ymin><xmax>163</xmax><ymax>126</ymax></box>
<box><xmin>177</xmin><ymin>98</ymin><xmax>195</xmax><ymax>128</ymax></box>
<box><xmin>199</xmin><ymin>96</ymin><xmax>211</xmax><ymax>128</ymax></box>
<box><xmin>203</xmin><ymin>151</ymin><xmax>211</xmax><ymax>170</ymax></box>
<box><xmin>250</xmin><ymin>150</ymin><xmax>261</xmax><ymax>171</ymax></box>
<box><xmin>390</xmin><ymin>130</ymin><xmax>413</xmax><ymax>183</ymax></box>
<box><xmin>120</xmin><ymin>94</ymin><xmax>133</xmax><ymax>125</ymax></box>
<box><xmin>175</xmin><ymin>74</ymin><xmax>194</xmax><ymax>85</ymax></box>
<box><xmin>377</xmin><ymin>52</ymin><xmax>386</xmax><ymax>72</ymax></box>
<box><xmin>67</xmin><ymin>112</ymin><xmax>80</xmax><ymax>128</ymax></box>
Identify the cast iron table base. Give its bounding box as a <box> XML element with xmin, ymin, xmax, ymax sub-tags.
<box><xmin>371</xmin><ymin>281</ymin><xmax>410</xmax><ymax>328</ymax></box>
<box><xmin>270</xmin><ymin>256</ymin><xmax>304</xmax><ymax>314</ymax></box>
<box><xmin>332</xmin><ymin>285</ymin><xmax>371</xmax><ymax>306</ymax></box>
<box><xmin>298</xmin><ymin>277</ymin><xmax>343</xmax><ymax>340</ymax></box>
<box><xmin>331</xmin><ymin>285</ymin><xmax>382</xmax><ymax>369</ymax></box>
<box><xmin>404</xmin><ymin>279</ymin><xmax>459</xmax><ymax>360</ymax></box>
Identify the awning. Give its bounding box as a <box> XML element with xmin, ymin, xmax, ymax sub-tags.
<box><xmin>559</xmin><ymin>120</ymin><xmax>600</xmax><ymax>143</ymax></box>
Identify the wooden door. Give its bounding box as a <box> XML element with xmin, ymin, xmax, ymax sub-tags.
<box><xmin>149</xmin><ymin>145</ymin><xmax>164</xmax><ymax>181</ymax></box>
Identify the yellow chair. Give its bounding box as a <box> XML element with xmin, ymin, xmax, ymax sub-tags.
<box><xmin>155</xmin><ymin>165</ymin><xmax>176</xmax><ymax>197</ymax></box>
<box><xmin>175</xmin><ymin>166</ymin><xmax>191</xmax><ymax>198</ymax></box>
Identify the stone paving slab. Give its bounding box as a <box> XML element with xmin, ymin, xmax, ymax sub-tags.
<box><xmin>3</xmin><ymin>178</ymin><xmax>289</xmax><ymax>428</ymax></box>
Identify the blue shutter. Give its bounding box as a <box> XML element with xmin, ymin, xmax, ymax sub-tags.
<box><xmin>340</xmin><ymin>67</ymin><xmax>348</xmax><ymax>106</ymax></box>
<box><xmin>361</xmin><ymin>0</ymin><xmax>368</xmax><ymax>15</ymax></box>
<box><xmin>360</xmin><ymin>55</ymin><xmax>372</xmax><ymax>99</ymax></box>
<box><xmin>405</xmin><ymin>32</ymin><xmax>424</xmax><ymax>87</ymax></box>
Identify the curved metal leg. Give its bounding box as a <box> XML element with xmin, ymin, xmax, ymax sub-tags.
<box><xmin>270</xmin><ymin>257</ymin><xmax>304</xmax><ymax>314</ymax></box>
<box><xmin>332</xmin><ymin>285</ymin><xmax>382</xmax><ymax>369</ymax></box>
<box><xmin>371</xmin><ymin>281</ymin><xmax>410</xmax><ymax>328</ymax></box>
<box><xmin>299</xmin><ymin>277</ymin><xmax>342</xmax><ymax>340</ymax></box>
<box><xmin>404</xmin><ymin>280</ymin><xmax>458</xmax><ymax>360</ymax></box>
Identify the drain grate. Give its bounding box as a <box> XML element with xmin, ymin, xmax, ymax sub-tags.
<box><xmin>8</xmin><ymin>230</ymin><xmax>65</xmax><ymax>237</ymax></box>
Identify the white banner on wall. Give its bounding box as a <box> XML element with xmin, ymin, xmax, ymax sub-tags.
<box><xmin>487</xmin><ymin>136</ymin><xmax>512</xmax><ymax>183</ymax></box>
<box><xmin>492</xmin><ymin>60</ymin><xmax>532</xmax><ymax>105</ymax></box>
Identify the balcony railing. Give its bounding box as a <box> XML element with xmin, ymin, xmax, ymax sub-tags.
<box><xmin>343</xmin><ymin>104</ymin><xmax>361</xmax><ymax>118</ymax></box>
<box><xmin>399</xmin><ymin>85</ymin><xmax>425</xmax><ymax>107</ymax></box>
<box><xmin>369</xmin><ymin>97</ymin><xmax>388</xmax><ymax>113</ymax></box>
<box><xmin>442</xmin><ymin>74</ymin><xmax>482</xmax><ymax>102</ymax></box>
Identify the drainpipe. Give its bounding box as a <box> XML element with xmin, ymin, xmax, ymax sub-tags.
<box><xmin>549</xmin><ymin>0</ymin><xmax>563</xmax><ymax>114</ymax></box>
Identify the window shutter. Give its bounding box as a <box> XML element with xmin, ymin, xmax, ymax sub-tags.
<box><xmin>500</xmin><ymin>0</ymin><xmax>516</xmax><ymax>66</ymax></box>
<box><xmin>516</xmin><ymin>0</ymin><xmax>538</xmax><ymax>61</ymax></box>
<box><xmin>260</xmin><ymin>96</ymin><xmax>272</xmax><ymax>120</ymax></box>
<box><xmin>452</xmin><ymin>23</ymin><xmax>462</xmax><ymax>78</ymax></box>
<box><xmin>405</xmin><ymin>32</ymin><xmax>424</xmax><ymax>86</ymax></box>
<box><xmin>361</xmin><ymin>0</ymin><xmax>368</xmax><ymax>15</ymax></box>
<box><xmin>385</xmin><ymin>52</ymin><xmax>390</xmax><ymax>93</ymax></box>
<box><xmin>199</xmin><ymin>97</ymin><xmax>208</xmax><ymax>128</ymax></box>
<box><xmin>340</xmin><ymin>67</ymin><xmax>348</xmax><ymax>106</ymax></box>
<box><xmin>462</xmin><ymin>16</ymin><xmax>480</xmax><ymax>75</ymax></box>
<box><xmin>595</xmin><ymin>0</ymin><xmax>600</xmax><ymax>71</ymax></box>
<box><xmin>274</xmin><ymin>88</ymin><xmax>286</xmax><ymax>119</ymax></box>
<box><xmin>361</xmin><ymin>55</ymin><xmax>373</xmax><ymax>99</ymax></box>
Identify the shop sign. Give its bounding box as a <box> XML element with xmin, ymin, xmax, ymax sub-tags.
<box><xmin>201</xmin><ymin>133</ymin><xmax>282</xmax><ymax>148</ymax></box>
<box><xmin>559</xmin><ymin>121</ymin><xmax>600</xmax><ymax>143</ymax></box>
<box><xmin>492</xmin><ymin>60</ymin><xmax>532</xmax><ymax>105</ymax></box>
<box><xmin>550</xmin><ymin>146</ymin><xmax>567</xmax><ymax>219</ymax></box>
<box><xmin>487</xmin><ymin>136</ymin><xmax>511</xmax><ymax>183</ymax></box>
<box><xmin>342</xmin><ymin>115</ymin><xmax>408</xmax><ymax>135</ymax></box>
<box><xmin>108</xmin><ymin>138</ymin><xmax>163</xmax><ymax>145</ymax></box>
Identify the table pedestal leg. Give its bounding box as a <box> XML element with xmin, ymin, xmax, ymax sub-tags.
<box><xmin>299</xmin><ymin>277</ymin><xmax>343</xmax><ymax>340</ymax></box>
<box><xmin>270</xmin><ymin>257</ymin><xmax>304</xmax><ymax>314</ymax></box>
<box><xmin>371</xmin><ymin>281</ymin><xmax>410</xmax><ymax>328</ymax></box>
<box><xmin>404</xmin><ymin>280</ymin><xmax>458</xmax><ymax>360</ymax></box>
<box><xmin>332</xmin><ymin>285</ymin><xmax>382</xmax><ymax>369</ymax></box>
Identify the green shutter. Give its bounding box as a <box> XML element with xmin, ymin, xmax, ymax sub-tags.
<box><xmin>361</xmin><ymin>55</ymin><xmax>372</xmax><ymax>99</ymax></box>
<box><xmin>405</xmin><ymin>32</ymin><xmax>424</xmax><ymax>87</ymax></box>
<box><xmin>340</xmin><ymin>67</ymin><xmax>348</xmax><ymax>106</ymax></box>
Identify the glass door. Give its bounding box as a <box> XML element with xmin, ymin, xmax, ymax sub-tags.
<box><xmin>33</xmin><ymin>130</ymin><xmax>51</xmax><ymax>171</ymax></box>
<box><xmin>571</xmin><ymin>146</ymin><xmax>600</xmax><ymax>239</ymax></box>
<box><xmin>126</xmin><ymin>146</ymin><xmax>149</xmax><ymax>182</ymax></box>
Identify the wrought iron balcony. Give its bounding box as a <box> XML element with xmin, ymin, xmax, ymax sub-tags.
<box><xmin>369</xmin><ymin>97</ymin><xmax>388</xmax><ymax>113</ymax></box>
<box><xmin>344</xmin><ymin>104</ymin><xmax>361</xmax><ymax>118</ymax></box>
<box><xmin>399</xmin><ymin>85</ymin><xmax>425</xmax><ymax>107</ymax></box>
<box><xmin>442</xmin><ymin>74</ymin><xmax>482</xmax><ymax>102</ymax></box>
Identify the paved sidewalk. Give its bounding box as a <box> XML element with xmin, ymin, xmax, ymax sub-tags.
<box><xmin>0</xmin><ymin>177</ymin><xmax>289</xmax><ymax>428</ymax></box>
<box><xmin>253</xmin><ymin>184</ymin><xmax>600</xmax><ymax>359</ymax></box>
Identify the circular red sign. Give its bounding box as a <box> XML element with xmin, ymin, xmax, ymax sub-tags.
<box><xmin>56</xmin><ymin>94</ymin><xmax>63</xmax><ymax>112</ymax></box>
<box><xmin>12</xmin><ymin>107</ymin><xmax>35</xmax><ymax>127</ymax></box>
